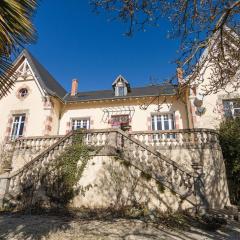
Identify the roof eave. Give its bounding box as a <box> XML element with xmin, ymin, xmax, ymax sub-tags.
<box><xmin>65</xmin><ymin>93</ymin><xmax>176</xmax><ymax>104</ymax></box>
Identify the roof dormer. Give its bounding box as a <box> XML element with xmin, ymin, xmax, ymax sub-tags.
<box><xmin>112</xmin><ymin>75</ymin><xmax>131</xmax><ymax>97</ymax></box>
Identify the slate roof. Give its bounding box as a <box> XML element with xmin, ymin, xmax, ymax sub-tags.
<box><xmin>64</xmin><ymin>84</ymin><xmax>177</xmax><ymax>102</ymax></box>
<box><xmin>15</xmin><ymin>49</ymin><xmax>177</xmax><ymax>102</ymax></box>
<box><xmin>14</xmin><ymin>49</ymin><xmax>67</xmax><ymax>99</ymax></box>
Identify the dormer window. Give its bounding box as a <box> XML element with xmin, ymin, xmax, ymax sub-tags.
<box><xmin>112</xmin><ymin>75</ymin><xmax>131</xmax><ymax>97</ymax></box>
<box><xmin>118</xmin><ymin>86</ymin><xmax>125</xmax><ymax>96</ymax></box>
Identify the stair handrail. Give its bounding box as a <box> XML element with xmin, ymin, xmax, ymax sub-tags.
<box><xmin>8</xmin><ymin>128</ymin><xmax>116</xmax><ymax>179</ymax></box>
<box><xmin>7</xmin><ymin>128</ymin><xmax>198</xmax><ymax>179</ymax></box>
<box><xmin>4</xmin><ymin>128</ymin><xmax>209</xmax><ymax>210</ymax></box>
<box><xmin>115</xmin><ymin>128</ymin><xmax>197</xmax><ymax>177</ymax></box>
<box><xmin>8</xmin><ymin>131</ymin><xmax>74</xmax><ymax>178</ymax></box>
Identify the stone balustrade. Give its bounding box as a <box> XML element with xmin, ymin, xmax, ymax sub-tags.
<box><xmin>8</xmin><ymin>133</ymin><xmax>73</xmax><ymax>194</ymax></box>
<box><xmin>13</xmin><ymin>135</ymin><xmax>64</xmax><ymax>152</ymax></box>
<box><xmin>78</xmin><ymin>129</ymin><xmax>112</xmax><ymax>146</ymax></box>
<box><xmin>129</xmin><ymin>129</ymin><xmax>219</xmax><ymax>148</ymax></box>
<box><xmin>7</xmin><ymin>130</ymin><xmax>114</xmax><ymax>194</ymax></box>
<box><xmin>3</xmin><ymin>128</ymin><xmax>222</xmax><ymax>210</ymax></box>
<box><xmin>115</xmin><ymin>129</ymin><xmax>197</xmax><ymax>201</ymax></box>
<box><xmin>8</xmin><ymin>135</ymin><xmax>65</xmax><ymax>172</ymax></box>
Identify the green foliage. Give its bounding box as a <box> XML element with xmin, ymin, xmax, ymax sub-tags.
<box><xmin>140</xmin><ymin>171</ymin><xmax>152</xmax><ymax>181</ymax></box>
<box><xmin>0</xmin><ymin>0</ymin><xmax>38</xmax><ymax>98</ymax></box>
<box><xmin>119</xmin><ymin>159</ymin><xmax>131</xmax><ymax>168</ymax></box>
<box><xmin>156</xmin><ymin>181</ymin><xmax>166</xmax><ymax>193</ymax></box>
<box><xmin>44</xmin><ymin>131</ymin><xmax>90</xmax><ymax>206</ymax></box>
<box><xmin>219</xmin><ymin>118</ymin><xmax>240</xmax><ymax>205</ymax></box>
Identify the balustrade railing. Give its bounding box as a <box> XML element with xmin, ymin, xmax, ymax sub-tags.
<box><xmin>129</xmin><ymin>129</ymin><xmax>219</xmax><ymax>147</ymax></box>
<box><xmin>115</xmin><ymin>129</ymin><xmax>197</xmax><ymax>199</ymax></box>
<box><xmin>8</xmin><ymin>133</ymin><xmax>73</xmax><ymax>193</ymax></box>
<box><xmin>13</xmin><ymin>135</ymin><xmax>64</xmax><ymax>152</ymax></box>
<box><xmin>5</xmin><ymin>128</ymin><xmax>217</xmax><ymax>208</ymax></box>
<box><xmin>7</xmin><ymin>129</ymin><xmax>114</xmax><ymax>194</ymax></box>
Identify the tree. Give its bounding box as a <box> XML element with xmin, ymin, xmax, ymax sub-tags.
<box><xmin>0</xmin><ymin>0</ymin><xmax>37</xmax><ymax>98</ymax></box>
<box><xmin>91</xmin><ymin>1</ymin><xmax>240</xmax><ymax>95</ymax></box>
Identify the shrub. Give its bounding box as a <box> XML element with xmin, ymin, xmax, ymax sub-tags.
<box><xmin>219</xmin><ymin>118</ymin><xmax>240</xmax><ymax>205</ymax></box>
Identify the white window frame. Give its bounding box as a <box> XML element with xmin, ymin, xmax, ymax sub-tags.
<box><xmin>71</xmin><ymin>118</ymin><xmax>90</xmax><ymax>130</ymax></box>
<box><xmin>231</xmin><ymin>101</ymin><xmax>240</xmax><ymax>117</ymax></box>
<box><xmin>11</xmin><ymin>114</ymin><xmax>26</xmax><ymax>139</ymax></box>
<box><xmin>151</xmin><ymin>113</ymin><xmax>175</xmax><ymax>139</ymax></box>
<box><xmin>117</xmin><ymin>86</ymin><xmax>125</xmax><ymax>96</ymax></box>
<box><xmin>223</xmin><ymin>99</ymin><xmax>240</xmax><ymax>118</ymax></box>
<box><xmin>151</xmin><ymin>113</ymin><xmax>175</xmax><ymax>131</ymax></box>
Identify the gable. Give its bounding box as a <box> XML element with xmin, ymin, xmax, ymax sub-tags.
<box><xmin>15</xmin><ymin>58</ymin><xmax>32</xmax><ymax>79</ymax></box>
<box><xmin>13</xmin><ymin>50</ymin><xmax>67</xmax><ymax>99</ymax></box>
<box><xmin>13</xmin><ymin>56</ymin><xmax>46</xmax><ymax>97</ymax></box>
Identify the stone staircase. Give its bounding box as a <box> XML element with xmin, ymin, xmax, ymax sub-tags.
<box><xmin>0</xmin><ymin>129</ymin><xmax>208</xmax><ymax>212</ymax></box>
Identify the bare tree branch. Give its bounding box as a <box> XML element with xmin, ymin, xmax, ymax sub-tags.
<box><xmin>91</xmin><ymin>0</ymin><xmax>240</xmax><ymax>95</ymax></box>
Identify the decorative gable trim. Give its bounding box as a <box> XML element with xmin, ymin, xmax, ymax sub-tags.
<box><xmin>14</xmin><ymin>56</ymin><xmax>46</xmax><ymax>97</ymax></box>
<box><xmin>13</xmin><ymin>49</ymin><xmax>67</xmax><ymax>100</ymax></box>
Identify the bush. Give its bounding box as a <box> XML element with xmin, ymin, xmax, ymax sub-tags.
<box><xmin>219</xmin><ymin>118</ymin><xmax>240</xmax><ymax>205</ymax></box>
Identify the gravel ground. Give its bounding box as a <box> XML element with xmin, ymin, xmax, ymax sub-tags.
<box><xmin>0</xmin><ymin>214</ymin><xmax>240</xmax><ymax>240</ymax></box>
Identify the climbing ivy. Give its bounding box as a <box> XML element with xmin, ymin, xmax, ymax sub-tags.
<box><xmin>140</xmin><ymin>171</ymin><xmax>152</xmax><ymax>181</ymax></box>
<box><xmin>156</xmin><ymin>181</ymin><xmax>166</xmax><ymax>193</ymax></box>
<box><xmin>43</xmin><ymin>130</ymin><xmax>91</xmax><ymax>206</ymax></box>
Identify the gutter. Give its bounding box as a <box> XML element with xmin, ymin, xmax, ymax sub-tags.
<box><xmin>64</xmin><ymin>93</ymin><xmax>177</xmax><ymax>104</ymax></box>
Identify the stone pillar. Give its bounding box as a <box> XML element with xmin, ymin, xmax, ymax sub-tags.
<box><xmin>103</xmin><ymin>131</ymin><xmax>119</xmax><ymax>156</ymax></box>
<box><xmin>192</xmin><ymin>163</ymin><xmax>209</xmax><ymax>215</ymax></box>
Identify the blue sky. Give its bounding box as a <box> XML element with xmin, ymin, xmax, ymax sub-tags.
<box><xmin>28</xmin><ymin>1</ymin><xmax>179</xmax><ymax>92</ymax></box>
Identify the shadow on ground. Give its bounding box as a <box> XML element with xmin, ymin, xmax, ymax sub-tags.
<box><xmin>0</xmin><ymin>210</ymin><xmax>240</xmax><ymax>240</ymax></box>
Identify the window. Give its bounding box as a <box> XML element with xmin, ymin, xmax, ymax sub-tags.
<box><xmin>113</xmin><ymin>75</ymin><xmax>130</xmax><ymax>97</ymax></box>
<box><xmin>151</xmin><ymin>114</ymin><xmax>175</xmax><ymax>139</ymax></box>
<box><xmin>118</xmin><ymin>86</ymin><xmax>125</xmax><ymax>96</ymax></box>
<box><xmin>10</xmin><ymin>114</ymin><xmax>25</xmax><ymax>139</ymax></box>
<box><xmin>223</xmin><ymin>99</ymin><xmax>240</xmax><ymax>118</ymax></box>
<box><xmin>110</xmin><ymin>114</ymin><xmax>129</xmax><ymax>128</ymax></box>
<box><xmin>72</xmin><ymin>119</ymin><xmax>90</xmax><ymax>130</ymax></box>
<box><xmin>18</xmin><ymin>88</ymin><xmax>28</xmax><ymax>98</ymax></box>
<box><xmin>152</xmin><ymin>114</ymin><xmax>175</xmax><ymax>130</ymax></box>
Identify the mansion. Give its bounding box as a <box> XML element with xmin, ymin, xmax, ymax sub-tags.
<box><xmin>0</xmin><ymin>49</ymin><xmax>239</xmax><ymax>142</ymax></box>
<box><xmin>0</xmin><ymin>48</ymin><xmax>239</xmax><ymax>212</ymax></box>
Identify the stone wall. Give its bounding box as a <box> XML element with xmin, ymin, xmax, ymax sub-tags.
<box><xmin>157</xmin><ymin>146</ymin><xmax>230</xmax><ymax>209</ymax></box>
<box><xmin>71</xmin><ymin>155</ymin><xmax>193</xmax><ymax>212</ymax></box>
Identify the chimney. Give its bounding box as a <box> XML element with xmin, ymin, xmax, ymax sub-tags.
<box><xmin>71</xmin><ymin>79</ymin><xmax>78</xmax><ymax>96</ymax></box>
<box><xmin>177</xmin><ymin>68</ymin><xmax>184</xmax><ymax>84</ymax></box>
